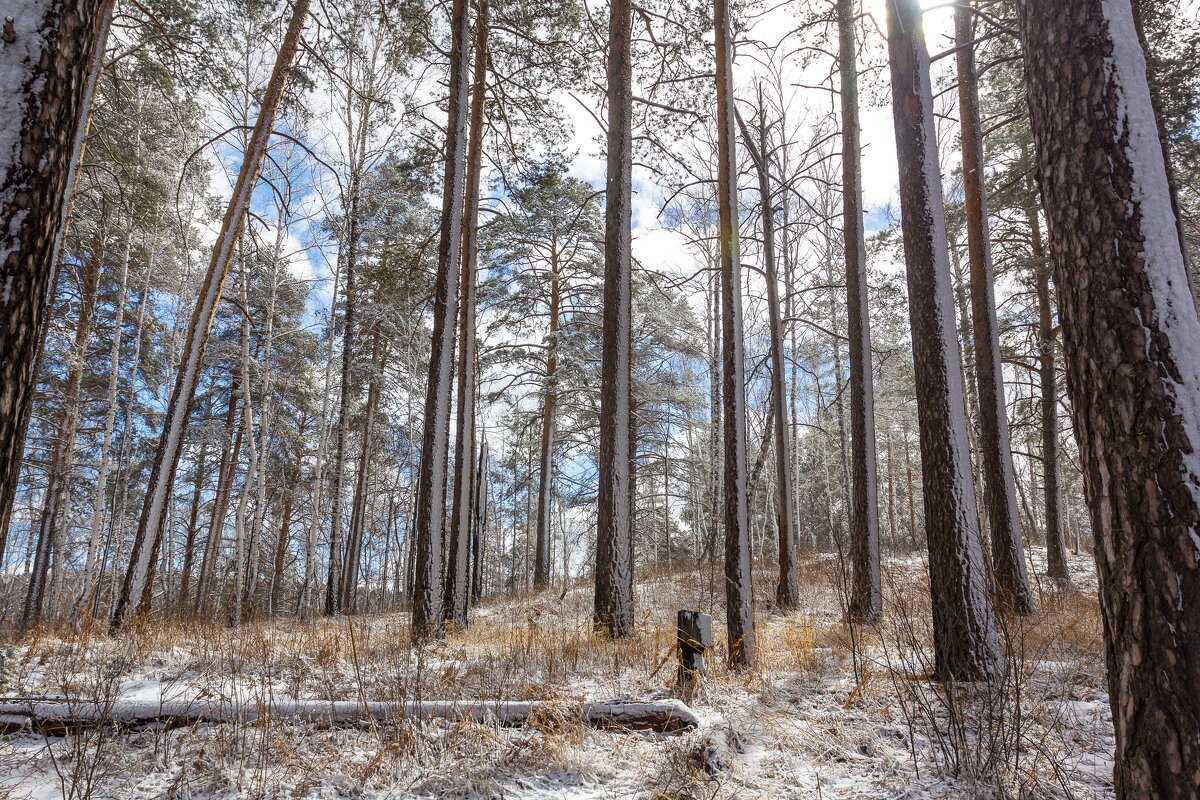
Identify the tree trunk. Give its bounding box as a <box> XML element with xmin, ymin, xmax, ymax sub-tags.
<box><xmin>231</xmin><ymin>264</ymin><xmax>259</xmax><ymax>625</ymax></box>
<box><xmin>1026</xmin><ymin>195</ymin><xmax>1070</xmax><ymax>582</ymax></box>
<box><xmin>193</xmin><ymin>367</ymin><xmax>243</xmax><ymax>618</ymax></box>
<box><xmin>299</xmin><ymin>250</ymin><xmax>343</xmax><ymax>619</ymax></box>
<box><xmin>886</xmin><ymin>0</ymin><xmax>1002</xmax><ymax>682</ymax></box>
<box><xmin>593</xmin><ymin>0</ymin><xmax>635</xmax><ymax>639</ymax></box>
<box><xmin>412</xmin><ymin>0</ymin><xmax>471</xmax><ymax>641</ymax></box>
<box><xmin>904</xmin><ymin>431</ymin><xmax>919</xmax><ymax>549</ymax></box>
<box><xmin>178</xmin><ymin>440</ymin><xmax>209</xmax><ymax>613</ymax></box>
<box><xmin>0</xmin><ymin>0</ymin><xmax>108</xmax><ymax>555</ymax></box>
<box><xmin>471</xmin><ymin>438</ymin><xmax>489</xmax><ymax>603</ymax></box>
<box><xmin>0</xmin><ymin>698</ymin><xmax>698</xmax><ymax>736</ymax></box>
<box><xmin>706</xmin><ymin>268</ymin><xmax>722</xmax><ymax>565</ymax></box>
<box><xmin>839</xmin><ymin>0</ymin><xmax>881</xmax><ymax>624</ymax></box>
<box><xmin>326</xmin><ymin>177</ymin><xmax>362</xmax><ymax>616</ymax></box>
<box><xmin>955</xmin><ymin>1</ymin><xmax>1034</xmax><ymax>616</ymax></box>
<box><xmin>342</xmin><ymin>325</ymin><xmax>384</xmax><ymax>613</ymax></box>
<box><xmin>534</xmin><ymin>241</ymin><xmax>560</xmax><ymax>591</ymax></box>
<box><xmin>110</xmin><ymin>0</ymin><xmax>311</xmax><ymax>631</ymax></box>
<box><xmin>20</xmin><ymin>238</ymin><xmax>104</xmax><ymax>633</ymax></box>
<box><xmin>81</xmin><ymin>216</ymin><xmax>131</xmax><ymax>614</ymax></box>
<box><xmin>1018</xmin><ymin>2</ymin><xmax>1200</xmax><ymax>794</ymax></box>
<box><xmin>734</xmin><ymin>99</ymin><xmax>800</xmax><ymax>611</ymax></box>
<box><xmin>244</xmin><ymin>217</ymin><xmax>289</xmax><ymax>614</ymax></box>
<box><xmin>715</xmin><ymin>0</ymin><xmax>756</xmax><ymax>669</ymax></box>
<box><xmin>446</xmin><ymin>0</ymin><xmax>488</xmax><ymax>628</ymax></box>
<box><xmin>269</xmin><ymin>452</ymin><xmax>300</xmax><ymax>613</ymax></box>
<box><xmin>1130</xmin><ymin>0</ymin><xmax>1194</xmax><ymax>289</ymax></box>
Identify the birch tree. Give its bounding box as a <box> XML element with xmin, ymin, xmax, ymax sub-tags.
<box><xmin>110</xmin><ymin>0</ymin><xmax>312</xmax><ymax>630</ymax></box>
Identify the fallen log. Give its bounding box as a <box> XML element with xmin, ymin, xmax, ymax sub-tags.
<box><xmin>0</xmin><ymin>697</ymin><xmax>699</xmax><ymax>736</ymax></box>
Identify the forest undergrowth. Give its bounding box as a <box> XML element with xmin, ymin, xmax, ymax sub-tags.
<box><xmin>0</xmin><ymin>549</ymin><xmax>1110</xmax><ymax>799</ymax></box>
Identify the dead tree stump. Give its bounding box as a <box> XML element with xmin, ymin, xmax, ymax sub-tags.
<box><xmin>675</xmin><ymin>610</ymin><xmax>712</xmax><ymax>703</ymax></box>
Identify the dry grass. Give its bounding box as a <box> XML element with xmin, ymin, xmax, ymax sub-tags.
<box><xmin>0</xmin><ymin>549</ymin><xmax>1113</xmax><ymax>799</ymax></box>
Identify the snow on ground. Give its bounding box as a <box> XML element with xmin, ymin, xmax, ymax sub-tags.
<box><xmin>0</xmin><ymin>548</ymin><xmax>1112</xmax><ymax>798</ymax></box>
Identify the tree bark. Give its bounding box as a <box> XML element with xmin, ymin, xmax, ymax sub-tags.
<box><xmin>593</xmin><ymin>0</ymin><xmax>635</xmax><ymax>639</ymax></box>
<box><xmin>0</xmin><ymin>0</ymin><xmax>109</xmax><ymax>554</ymax></box>
<box><xmin>838</xmin><ymin>0</ymin><xmax>881</xmax><ymax>624</ymax></box>
<box><xmin>715</xmin><ymin>0</ymin><xmax>756</xmax><ymax>669</ymax></box>
<box><xmin>412</xmin><ymin>0</ymin><xmax>471</xmax><ymax>641</ymax></box>
<box><xmin>886</xmin><ymin>0</ymin><xmax>1002</xmax><ymax>681</ymax></box>
<box><xmin>1018</xmin><ymin>1</ymin><xmax>1200</xmax><ymax>794</ymax></box>
<box><xmin>110</xmin><ymin>0</ymin><xmax>311</xmax><ymax>631</ymax></box>
<box><xmin>446</xmin><ymin>0</ymin><xmax>488</xmax><ymax>628</ymax></box>
<box><xmin>954</xmin><ymin>1</ymin><xmax>1034</xmax><ymax>616</ymax></box>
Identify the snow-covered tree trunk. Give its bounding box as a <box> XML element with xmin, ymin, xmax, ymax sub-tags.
<box><xmin>886</xmin><ymin>0</ymin><xmax>1002</xmax><ymax>681</ymax></box>
<box><xmin>1018</xmin><ymin>1</ymin><xmax>1200</xmax><ymax>794</ymax></box>
<box><xmin>0</xmin><ymin>0</ymin><xmax>108</xmax><ymax>553</ymax></box>
<box><xmin>446</xmin><ymin>0</ymin><xmax>488</xmax><ymax>628</ymax></box>
<box><xmin>593</xmin><ymin>0</ymin><xmax>635</xmax><ymax>639</ymax></box>
<box><xmin>110</xmin><ymin>0</ymin><xmax>312</xmax><ymax>631</ymax></box>
<box><xmin>412</xmin><ymin>0</ymin><xmax>470</xmax><ymax>641</ymax></box>
<box><xmin>734</xmin><ymin>102</ymin><xmax>799</xmax><ymax>611</ymax></box>
<box><xmin>715</xmin><ymin>0</ymin><xmax>756</xmax><ymax>669</ymax></box>
<box><xmin>838</xmin><ymin>0</ymin><xmax>881</xmax><ymax>624</ymax></box>
<box><xmin>954</xmin><ymin>1</ymin><xmax>1034</xmax><ymax>616</ymax></box>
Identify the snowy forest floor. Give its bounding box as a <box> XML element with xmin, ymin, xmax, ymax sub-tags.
<box><xmin>0</xmin><ymin>549</ymin><xmax>1111</xmax><ymax>799</ymax></box>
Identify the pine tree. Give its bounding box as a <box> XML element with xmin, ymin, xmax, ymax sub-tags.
<box><xmin>715</xmin><ymin>0</ymin><xmax>755</xmax><ymax>669</ymax></box>
<box><xmin>1019</xmin><ymin>0</ymin><xmax>1200</xmax><ymax>793</ymax></box>
<box><xmin>886</xmin><ymin>0</ymin><xmax>1002</xmax><ymax>681</ymax></box>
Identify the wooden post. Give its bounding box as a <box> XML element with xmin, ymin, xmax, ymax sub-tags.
<box><xmin>675</xmin><ymin>610</ymin><xmax>713</xmax><ymax>703</ymax></box>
